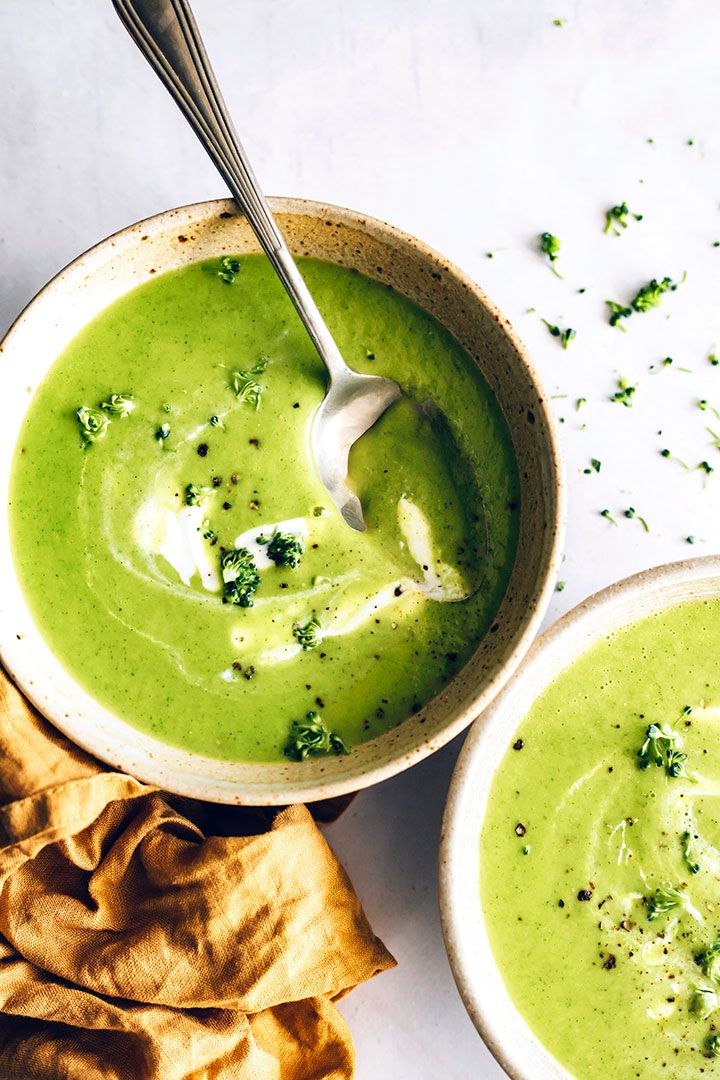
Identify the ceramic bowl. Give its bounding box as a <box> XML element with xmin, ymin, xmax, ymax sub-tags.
<box><xmin>439</xmin><ymin>555</ymin><xmax>720</xmax><ymax>1079</ymax></box>
<box><xmin>0</xmin><ymin>197</ymin><xmax>564</xmax><ymax>804</ymax></box>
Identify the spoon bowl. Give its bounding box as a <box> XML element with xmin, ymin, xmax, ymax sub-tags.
<box><xmin>312</xmin><ymin>370</ymin><xmax>402</xmax><ymax>532</ymax></box>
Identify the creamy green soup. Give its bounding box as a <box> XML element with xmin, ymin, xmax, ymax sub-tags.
<box><xmin>482</xmin><ymin>597</ymin><xmax>720</xmax><ymax>1077</ymax></box>
<box><xmin>9</xmin><ymin>254</ymin><xmax>518</xmax><ymax>763</ymax></box>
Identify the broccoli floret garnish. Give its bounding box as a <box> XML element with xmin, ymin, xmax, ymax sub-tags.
<box><xmin>293</xmin><ymin>615</ymin><xmax>321</xmax><ymax>651</ymax></box>
<box><xmin>220</xmin><ymin>547</ymin><xmax>260</xmax><ymax>608</ymax></box>
<box><xmin>99</xmin><ymin>393</ymin><xmax>135</xmax><ymax>417</ymax></box>
<box><xmin>217</xmin><ymin>255</ymin><xmax>241</xmax><ymax>284</ymax></box>
<box><xmin>691</xmin><ymin>986</ymin><xmax>718</xmax><ymax>1019</ymax></box>
<box><xmin>706</xmin><ymin>1033</ymin><xmax>720</xmax><ymax>1057</ymax></box>
<box><xmin>283</xmin><ymin>710</ymin><xmax>347</xmax><ymax>761</ymax></box>
<box><xmin>231</xmin><ymin>359</ymin><xmax>268</xmax><ymax>409</ymax></box>
<box><xmin>76</xmin><ymin>406</ymin><xmax>110</xmax><ymax>447</ymax></box>
<box><xmin>646</xmin><ymin>884</ymin><xmax>688</xmax><ymax>921</ymax></box>
<box><xmin>259</xmin><ymin>530</ymin><xmax>304</xmax><ymax>568</ymax></box>
<box><xmin>696</xmin><ymin>938</ymin><xmax>720</xmax><ymax>983</ymax></box>
<box><xmin>184</xmin><ymin>483</ymin><xmax>211</xmax><ymax>507</ymax></box>
<box><xmin>637</xmin><ymin>721</ymin><xmax>687</xmax><ymax>777</ymax></box>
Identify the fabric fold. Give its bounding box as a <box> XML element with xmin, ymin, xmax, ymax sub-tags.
<box><xmin>0</xmin><ymin>672</ymin><xmax>395</xmax><ymax>1078</ymax></box>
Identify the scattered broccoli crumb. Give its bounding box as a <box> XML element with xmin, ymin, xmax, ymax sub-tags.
<box><xmin>202</xmin><ymin>521</ymin><xmax>218</xmax><ymax>546</ymax></box>
<box><xmin>625</xmin><ymin>507</ymin><xmax>650</xmax><ymax>532</ymax></box>
<box><xmin>552</xmin><ymin>17</ymin><xmax>565</xmax><ymax>25</ymax></box>
<box><xmin>209</xmin><ymin>415</ymin><xmax>225</xmax><ymax>429</ymax></box>
<box><xmin>600</xmin><ymin>509</ymin><xmax>618</xmax><ymax>525</ymax></box>
<box><xmin>220</xmin><ymin>547</ymin><xmax>260</xmax><ymax>608</ymax></box>
<box><xmin>312</xmin><ymin>506</ymin><xmax>325</xmax><ymax>517</ymax></box>
<box><xmin>284</xmin><ymin>710</ymin><xmax>347</xmax><ymax>761</ymax></box>
<box><xmin>576</xmin><ymin>397</ymin><xmax>587</xmax><ymax>411</ymax></box>
<box><xmin>539</xmin><ymin>232</ymin><xmax>560</xmax><ymax>261</ymax></box>
<box><xmin>611</xmin><ymin>377</ymin><xmax>636</xmax><ymax>407</ymax></box>
<box><xmin>604</xmin><ymin>202</ymin><xmax>643</xmax><ymax>236</ymax></box>
<box><xmin>606</xmin><ymin>299</ymin><xmax>633</xmax><ymax>328</ymax></box>
<box><xmin>555</xmin><ymin>581</ymin><xmax>566</xmax><ymax>592</ymax></box>
<box><xmin>155</xmin><ymin>423</ymin><xmax>171</xmax><ymax>443</ymax></box>
<box><xmin>542</xmin><ymin>319</ymin><xmax>576</xmax><ymax>348</ymax></box>
<box><xmin>539</xmin><ymin>232</ymin><xmax>563</xmax><ymax>276</ymax></box>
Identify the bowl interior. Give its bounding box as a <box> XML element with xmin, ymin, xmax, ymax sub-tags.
<box><xmin>0</xmin><ymin>197</ymin><xmax>563</xmax><ymax>804</ymax></box>
<box><xmin>439</xmin><ymin>555</ymin><xmax>720</xmax><ymax>1080</ymax></box>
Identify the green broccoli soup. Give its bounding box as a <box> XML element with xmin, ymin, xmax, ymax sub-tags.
<box><xmin>9</xmin><ymin>254</ymin><xmax>518</xmax><ymax>763</ymax></box>
<box><xmin>481</xmin><ymin>597</ymin><xmax>720</xmax><ymax>1078</ymax></box>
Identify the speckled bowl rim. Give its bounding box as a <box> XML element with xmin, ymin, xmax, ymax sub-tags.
<box><xmin>0</xmin><ymin>196</ymin><xmax>565</xmax><ymax>805</ymax></box>
<box><xmin>439</xmin><ymin>555</ymin><xmax>720</xmax><ymax>1080</ymax></box>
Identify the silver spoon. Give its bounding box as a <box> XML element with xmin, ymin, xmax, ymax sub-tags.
<box><xmin>112</xmin><ymin>0</ymin><xmax>402</xmax><ymax>532</ymax></box>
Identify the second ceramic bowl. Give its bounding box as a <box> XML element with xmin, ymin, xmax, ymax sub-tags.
<box><xmin>439</xmin><ymin>555</ymin><xmax>720</xmax><ymax>1079</ymax></box>
<box><xmin>0</xmin><ymin>197</ymin><xmax>564</xmax><ymax>804</ymax></box>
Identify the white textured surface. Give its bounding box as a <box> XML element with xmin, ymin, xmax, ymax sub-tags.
<box><xmin>2</xmin><ymin>2</ymin><xmax>720</xmax><ymax>1076</ymax></box>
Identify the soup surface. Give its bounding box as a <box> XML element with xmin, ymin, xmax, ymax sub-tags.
<box><xmin>10</xmin><ymin>254</ymin><xmax>518</xmax><ymax>762</ymax></box>
<box><xmin>481</xmin><ymin>597</ymin><xmax>720</xmax><ymax>1078</ymax></box>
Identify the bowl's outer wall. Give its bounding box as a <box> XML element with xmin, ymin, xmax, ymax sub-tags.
<box><xmin>439</xmin><ymin>555</ymin><xmax>720</xmax><ymax>1080</ymax></box>
<box><xmin>0</xmin><ymin>198</ymin><xmax>564</xmax><ymax>804</ymax></box>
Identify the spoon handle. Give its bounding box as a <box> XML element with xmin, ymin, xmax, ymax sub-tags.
<box><xmin>112</xmin><ymin>0</ymin><xmax>348</xmax><ymax>381</ymax></box>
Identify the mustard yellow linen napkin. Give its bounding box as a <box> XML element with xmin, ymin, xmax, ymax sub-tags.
<box><xmin>0</xmin><ymin>671</ymin><xmax>395</xmax><ymax>1079</ymax></box>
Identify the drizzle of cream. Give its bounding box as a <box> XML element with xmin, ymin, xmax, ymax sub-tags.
<box><xmin>131</xmin><ymin>487</ymin><xmax>471</xmax><ymax>676</ymax></box>
<box><xmin>254</xmin><ymin>498</ymin><xmax>467</xmax><ymax>667</ymax></box>
<box><xmin>136</xmin><ymin>495</ymin><xmax>220</xmax><ymax>592</ymax></box>
<box><xmin>398</xmin><ymin>494</ymin><xmax>468</xmax><ymax>600</ymax></box>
